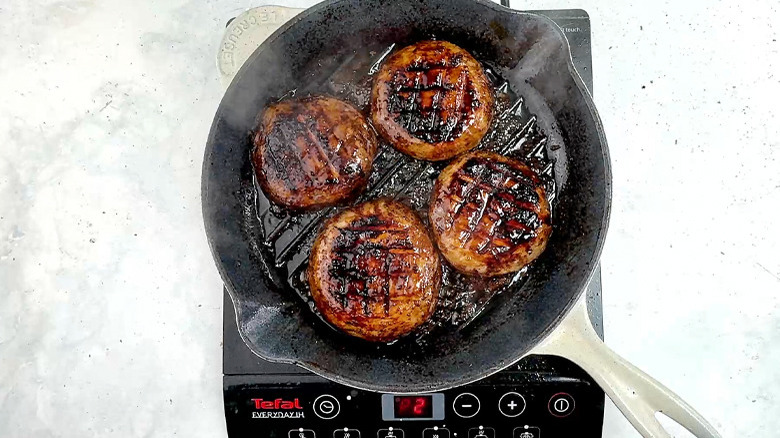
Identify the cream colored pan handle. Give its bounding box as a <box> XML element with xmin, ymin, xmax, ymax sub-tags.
<box><xmin>533</xmin><ymin>295</ymin><xmax>721</xmax><ymax>438</ymax></box>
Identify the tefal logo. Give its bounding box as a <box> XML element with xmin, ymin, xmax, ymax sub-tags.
<box><xmin>252</xmin><ymin>398</ymin><xmax>304</xmax><ymax>410</ymax></box>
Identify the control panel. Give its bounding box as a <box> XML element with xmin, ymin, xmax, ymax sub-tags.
<box><xmin>224</xmin><ymin>373</ymin><xmax>604</xmax><ymax>438</ymax></box>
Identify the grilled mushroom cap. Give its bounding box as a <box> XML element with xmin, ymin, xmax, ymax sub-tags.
<box><xmin>371</xmin><ymin>40</ymin><xmax>495</xmax><ymax>161</ymax></box>
<box><xmin>253</xmin><ymin>95</ymin><xmax>377</xmax><ymax>210</ymax></box>
<box><xmin>308</xmin><ymin>199</ymin><xmax>441</xmax><ymax>342</ymax></box>
<box><xmin>429</xmin><ymin>151</ymin><xmax>552</xmax><ymax>276</ymax></box>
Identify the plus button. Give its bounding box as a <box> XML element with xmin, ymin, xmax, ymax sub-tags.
<box><xmin>498</xmin><ymin>392</ymin><xmax>526</xmax><ymax>417</ymax></box>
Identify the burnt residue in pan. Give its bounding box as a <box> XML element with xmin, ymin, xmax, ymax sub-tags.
<box><xmin>242</xmin><ymin>41</ymin><xmax>563</xmax><ymax>344</ymax></box>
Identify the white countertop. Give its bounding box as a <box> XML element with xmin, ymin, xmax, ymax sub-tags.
<box><xmin>1</xmin><ymin>0</ymin><xmax>778</xmax><ymax>436</ymax></box>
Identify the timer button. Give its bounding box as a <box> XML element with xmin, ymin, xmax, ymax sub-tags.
<box><xmin>313</xmin><ymin>394</ymin><xmax>340</xmax><ymax>419</ymax></box>
<box><xmin>548</xmin><ymin>392</ymin><xmax>575</xmax><ymax>418</ymax></box>
<box><xmin>498</xmin><ymin>392</ymin><xmax>526</xmax><ymax>417</ymax></box>
<box><xmin>452</xmin><ymin>393</ymin><xmax>480</xmax><ymax>418</ymax></box>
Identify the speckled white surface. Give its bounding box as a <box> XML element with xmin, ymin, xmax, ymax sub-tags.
<box><xmin>0</xmin><ymin>0</ymin><xmax>778</xmax><ymax>437</ymax></box>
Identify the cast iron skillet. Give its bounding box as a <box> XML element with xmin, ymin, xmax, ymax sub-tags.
<box><xmin>204</xmin><ymin>1</ymin><xmax>720</xmax><ymax>436</ymax></box>
<box><xmin>205</xmin><ymin>0</ymin><xmax>606</xmax><ymax>391</ymax></box>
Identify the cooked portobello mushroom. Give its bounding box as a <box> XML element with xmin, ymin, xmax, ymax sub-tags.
<box><xmin>371</xmin><ymin>40</ymin><xmax>495</xmax><ymax>161</ymax></box>
<box><xmin>308</xmin><ymin>199</ymin><xmax>441</xmax><ymax>342</ymax></box>
<box><xmin>253</xmin><ymin>95</ymin><xmax>378</xmax><ymax>210</ymax></box>
<box><xmin>429</xmin><ymin>151</ymin><xmax>552</xmax><ymax>277</ymax></box>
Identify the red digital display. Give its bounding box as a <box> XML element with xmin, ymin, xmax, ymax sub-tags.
<box><xmin>393</xmin><ymin>396</ymin><xmax>433</xmax><ymax>418</ymax></box>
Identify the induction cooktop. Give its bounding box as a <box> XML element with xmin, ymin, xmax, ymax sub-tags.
<box><xmin>219</xmin><ymin>7</ymin><xmax>605</xmax><ymax>438</ymax></box>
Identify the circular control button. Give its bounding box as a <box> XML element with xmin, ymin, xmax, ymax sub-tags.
<box><xmin>452</xmin><ymin>393</ymin><xmax>480</xmax><ymax>418</ymax></box>
<box><xmin>313</xmin><ymin>394</ymin><xmax>341</xmax><ymax>419</ymax></box>
<box><xmin>498</xmin><ymin>392</ymin><xmax>526</xmax><ymax>417</ymax></box>
<box><xmin>548</xmin><ymin>392</ymin><xmax>575</xmax><ymax>418</ymax></box>
<box><xmin>334</xmin><ymin>428</ymin><xmax>360</xmax><ymax>438</ymax></box>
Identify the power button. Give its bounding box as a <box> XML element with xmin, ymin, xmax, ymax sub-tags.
<box><xmin>313</xmin><ymin>394</ymin><xmax>341</xmax><ymax>419</ymax></box>
<box><xmin>548</xmin><ymin>392</ymin><xmax>575</xmax><ymax>418</ymax></box>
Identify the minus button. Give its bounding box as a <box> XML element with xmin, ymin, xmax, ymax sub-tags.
<box><xmin>452</xmin><ymin>393</ymin><xmax>480</xmax><ymax>418</ymax></box>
